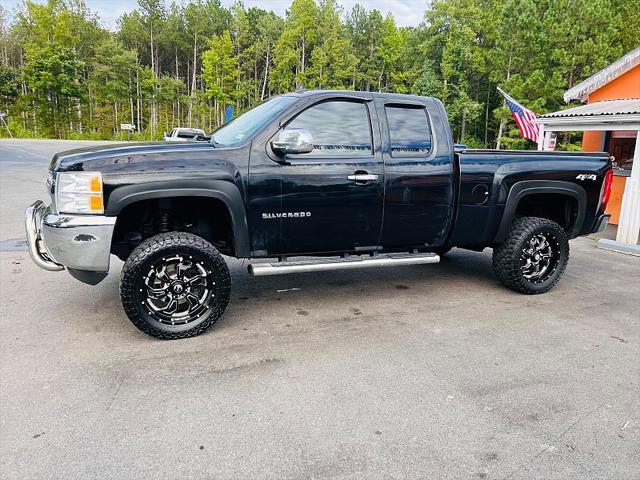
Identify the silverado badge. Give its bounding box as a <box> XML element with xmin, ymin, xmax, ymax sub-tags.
<box><xmin>262</xmin><ymin>211</ymin><xmax>311</xmax><ymax>219</ymax></box>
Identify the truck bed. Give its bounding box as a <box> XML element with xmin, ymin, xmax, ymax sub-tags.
<box><xmin>449</xmin><ymin>149</ymin><xmax>611</xmax><ymax>246</ymax></box>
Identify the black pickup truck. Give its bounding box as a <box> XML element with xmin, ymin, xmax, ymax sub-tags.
<box><xmin>26</xmin><ymin>90</ymin><xmax>613</xmax><ymax>339</ymax></box>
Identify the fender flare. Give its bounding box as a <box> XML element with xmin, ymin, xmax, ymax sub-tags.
<box><xmin>494</xmin><ymin>180</ymin><xmax>587</xmax><ymax>242</ymax></box>
<box><xmin>106</xmin><ymin>179</ymin><xmax>250</xmax><ymax>257</ymax></box>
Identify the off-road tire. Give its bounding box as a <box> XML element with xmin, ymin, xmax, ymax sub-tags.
<box><xmin>120</xmin><ymin>232</ymin><xmax>231</xmax><ymax>339</ymax></box>
<box><xmin>492</xmin><ymin>216</ymin><xmax>569</xmax><ymax>294</ymax></box>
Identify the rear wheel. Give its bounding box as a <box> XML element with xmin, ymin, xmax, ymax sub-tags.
<box><xmin>120</xmin><ymin>232</ymin><xmax>231</xmax><ymax>339</ymax></box>
<box><xmin>492</xmin><ymin>216</ymin><xmax>569</xmax><ymax>294</ymax></box>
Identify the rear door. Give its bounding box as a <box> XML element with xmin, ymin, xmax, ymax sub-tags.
<box><xmin>376</xmin><ymin>98</ymin><xmax>455</xmax><ymax>248</ymax></box>
<box><xmin>273</xmin><ymin>97</ymin><xmax>384</xmax><ymax>255</ymax></box>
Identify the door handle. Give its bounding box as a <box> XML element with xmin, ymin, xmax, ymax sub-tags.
<box><xmin>347</xmin><ymin>174</ymin><xmax>379</xmax><ymax>182</ymax></box>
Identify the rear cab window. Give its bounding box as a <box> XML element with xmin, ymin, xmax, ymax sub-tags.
<box><xmin>177</xmin><ymin>131</ymin><xmax>196</xmax><ymax>139</ymax></box>
<box><xmin>385</xmin><ymin>105</ymin><xmax>432</xmax><ymax>157</ymax></box>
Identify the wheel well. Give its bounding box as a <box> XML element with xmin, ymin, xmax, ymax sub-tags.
<box><xmin>111</xmin><ymin>196</ymin><xmax>234</xmax><ymax>260</ymax></box>
<box><xmin>514</xmin><ymin>193</ymin><xmax>578</xmax><ymax>233</ymax></box>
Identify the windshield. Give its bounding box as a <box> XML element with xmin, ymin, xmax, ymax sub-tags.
<box><xmin>211</xmin><ymin>96</ymin><xmax>297</xmax><ymax>146</ymax></box>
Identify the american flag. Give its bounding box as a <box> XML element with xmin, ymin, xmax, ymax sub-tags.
<box><xmin>498</xmin><ymin>88</ymin><xmax>540</xmax><ymax>143</ymax></box>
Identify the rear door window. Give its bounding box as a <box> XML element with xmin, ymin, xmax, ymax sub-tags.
<box><xmin>385</xmin><ymin>106</ymin><xmax>432</xmax><ymax>157</ymax></box>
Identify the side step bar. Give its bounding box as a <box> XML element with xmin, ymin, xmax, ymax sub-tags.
<box><xmin>248</xmin><ymin>252</ymin><xmax>440</xmax><ymax>277</ymax></box>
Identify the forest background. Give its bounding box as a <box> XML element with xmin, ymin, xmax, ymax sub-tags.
<box><xmin>0</xmin><ymin>0</ymin><xmax>638</xmax><ymax>149</ymax></box>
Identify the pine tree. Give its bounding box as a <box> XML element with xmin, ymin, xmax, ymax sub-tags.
<box><xmin>202</xmin><ymin>30</ymin><xmax>238</xmax><ymax>125</ymax></box>
<box><xmin>271</xmin><ymin>0</ymin><xmax>319</xmax><ymax>91</ymax></box>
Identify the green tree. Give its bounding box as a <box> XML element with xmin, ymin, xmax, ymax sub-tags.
<box><xmin>0</xmin><ymin>65</ymin><xmax>19</xmax><ymax>109</ymax></box>
<box><xmin>344</xmin><ymin>6</ymin><xmax>385</xmax><ymax>91</ymax></box>
<box><xmin>183</xmin><ymin>0</ymin><xmax>229</xmax><ymax>125</ymax></box>
<box><xmin>202</xmin><ymin>30</ymin><xmax>238</xmax><ymax>125</ymax></box>
<box><xmin>379</xmin><ymin>15</ymin><xmax>405</xmax><ymax>92</ymax></box>
<box><xmin>89</xmin><ymin>39</ymin><xmax>138</xmax><ymax>135</ymax></box>
<box><xmin>253</xmin><ymin>11</ymin><xmax>284</xmax><ymax>99</ymax></box>
<box><xmin>271</xmin><ymin>0</ymin><xmax>319</xmax><ymax>91</ymax></box>
<box><xmin>16</xmin><ymin>1</ymin><xmax>87</xmax><ymax>137</ymax></box>
<box><xmin>308</xmin><ymin>0</ymin><xmax>354</xmax><ymax>89</ymax></box>
<box><xmin>420</xmin><ymin>0</ymin><xmax>485</xmax><ymax>142</ymax></box>
<box><xmin>22</xmin><ymin>46</ymin><xmax>82</xmax><ymax>137</ymax></box>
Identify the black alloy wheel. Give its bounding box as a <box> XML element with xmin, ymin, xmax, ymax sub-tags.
<box><xmin>142</xmin><ymin>255</ymin><xmax>213</xmax><ymax>325</ymax></box>
<box><xmin>519</xmin><ymin>232</ymin><xmax>560</xmax><ymax>284</ymax></box>
<box><xmin>493</xmin><ymin>216</ymin><xmax>569</xmax><ymax>294</ymax></box>
<box><xmin>120</xmin><ymin>232</ymin><xmax>231</xmax><ymax>339</ymax></box>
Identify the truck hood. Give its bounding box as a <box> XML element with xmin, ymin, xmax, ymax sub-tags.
<box><xmin>49</xmin><ymin>141</ymin><xmax>230</xmax><ymax>173</ymax></box>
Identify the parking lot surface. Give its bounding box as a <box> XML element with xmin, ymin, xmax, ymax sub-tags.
<box><xmin>1</xmin><ymin>139</ymin><xmax>639</xmax><ymax>479</ymax></box>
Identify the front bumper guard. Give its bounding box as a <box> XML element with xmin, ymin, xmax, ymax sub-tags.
<box><xmin>25</xmin><ymin>201</ymin><xmax>64</xmax><ymax>271</ymax></box>
<box><xmin>25</xmin><ymin>200</ymin><xmax>117</xmax><ymax>276</ymax></box>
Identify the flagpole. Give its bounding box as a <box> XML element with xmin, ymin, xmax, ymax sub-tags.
<box><xmin>496</xmin><ymin>87</ymin><xmax>507</xmax><ymax>149</ymax></box>
<box><xmin>496</xmin><ymin>87</ymin><xmax>540</xmax><ymax>146</ymax></box>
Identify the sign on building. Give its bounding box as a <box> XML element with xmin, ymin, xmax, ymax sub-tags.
<box><xmin>543</xmin><ymin>132</ymin><xmax>557</xmax><ymax>151</ymax></box>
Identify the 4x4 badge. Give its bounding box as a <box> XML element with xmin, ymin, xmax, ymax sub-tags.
<box><xmin>576</xmin><ymin>174</ymin><xmax>597</xmax><ymax>181</ymax></box>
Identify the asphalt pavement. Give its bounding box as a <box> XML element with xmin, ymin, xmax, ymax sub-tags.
<box><xmin>1</xmin><ymin>139</ymin><xmax>638</xmax><ymax>479</ymax></box>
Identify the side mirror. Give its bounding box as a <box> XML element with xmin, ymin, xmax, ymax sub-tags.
<box><xmin>271</xmin><ymin>128</ymin><xmax>314</xmax><ymax>155</ymax></box>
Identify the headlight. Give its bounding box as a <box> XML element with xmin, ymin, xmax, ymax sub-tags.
<box><xmin>56</xmin><ymin>172</ymin><xmax>104</xmax><ymax>214</ymax></box>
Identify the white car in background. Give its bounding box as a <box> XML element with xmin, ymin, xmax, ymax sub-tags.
<box><xmin>164</xmin><ymin>127</ymin><xmax>206</xmax><ymax>142</ymax></box>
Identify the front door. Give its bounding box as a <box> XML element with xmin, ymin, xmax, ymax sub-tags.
<box><xmin>274</xmin><ymin>98</ymin><xmax>384</xmax><ymax>255</ymax></box>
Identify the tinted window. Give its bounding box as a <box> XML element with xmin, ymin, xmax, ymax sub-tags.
<box><xmin>286</xmin><ymin>101</ymin><xmax>372</xmax><ymax>156</ymax></box>
<box><xmin>177</xmin><ymin>131</ymin><xmax>197</xmax><ymax>139</ymax></box>
<box><xmin>385</xmin><ymin>106</ymin><xmax>432</xmax><ymax>156</ymax></box>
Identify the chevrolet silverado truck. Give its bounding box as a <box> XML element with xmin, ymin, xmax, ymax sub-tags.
<box><xmin>25</xmin><ymin>90</ymin><xmax>613</xmax><ymax>339</ymax></box>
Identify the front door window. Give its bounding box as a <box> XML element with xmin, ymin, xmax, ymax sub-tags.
<box><xmin>285</xmin><ymin>100</ymin><xmax>373</xmax><ymax>158</ymax></box>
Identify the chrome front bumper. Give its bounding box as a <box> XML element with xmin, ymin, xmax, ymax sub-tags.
<box><xmin>25</xmin><ymin>201</ymin><xmax>117</xmax><ymax>274</ymax></box>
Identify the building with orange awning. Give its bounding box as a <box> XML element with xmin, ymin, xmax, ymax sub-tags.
<box><xmin>535</xmin><ymin>48</ymin><xmax>640</xmax><ymax>251</ymax></box>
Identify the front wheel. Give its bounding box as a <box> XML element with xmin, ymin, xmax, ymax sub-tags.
<box><xmin>492</xmin><ymin>216</ymin><xmax>569</xmax><ymax>294</ymax></box>
<box><xmin>120</xmin><ymin>232</ymin><xmax>231</xmax><ymax>339</ymax></box>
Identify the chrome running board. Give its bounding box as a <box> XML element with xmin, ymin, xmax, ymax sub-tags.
<box><xmin>248</xmin><ymin>252</ymin><xmax>440</xmax><ymax>277</ymax></box>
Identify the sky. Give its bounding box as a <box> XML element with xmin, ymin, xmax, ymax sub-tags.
<box><xmin>0</xmin><ymin>0</ymin><xmax>429</xmax><ymax>28</ymax></box>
